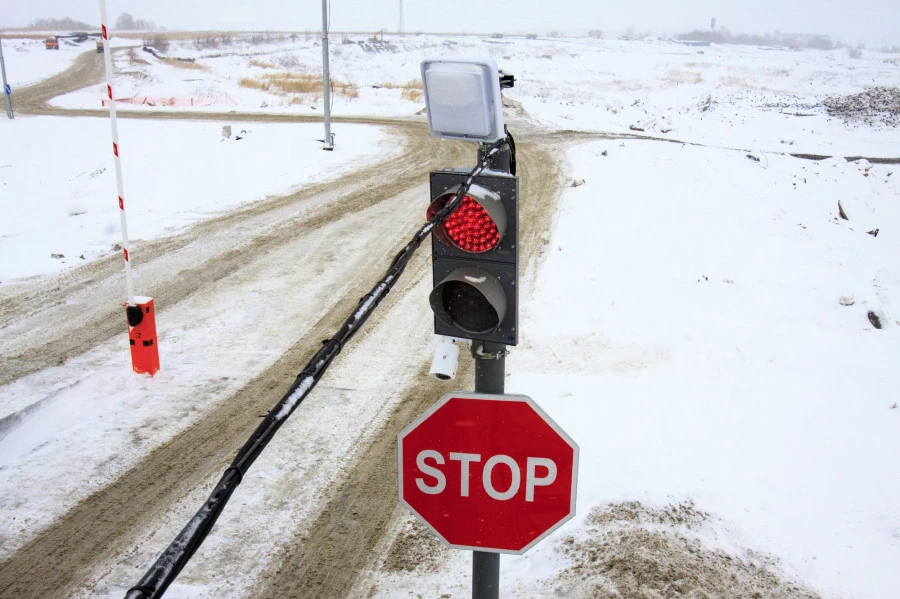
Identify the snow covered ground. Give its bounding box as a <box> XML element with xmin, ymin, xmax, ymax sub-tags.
<box><xmin>27</xmin><ymin>33</ymin><xmax>900</xmax><ymax>156</ymax></box>
<box><xmin>508</xmin><ymin>141</ymin><xmax>900</xmax><ymax>598</ymax></box>
<box><xmin>1</xmin><ymin>33</ymin><xmax>899</xmax><ymax>598</ymax></box>
<box><xmin>1</xmin><ymin>36</ymin><xmax>100</xmax><ymax>88</ymax></box>
<box><xmin>0</xmin><ymin>117</ymin><xmax>396</xmax><ymax>281</ymax></box>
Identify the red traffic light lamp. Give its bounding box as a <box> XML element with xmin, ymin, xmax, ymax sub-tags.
<box><xmin>429</xmin><ymin>183</ymin><xmax>506</xmax><ymax>253</ymax></box>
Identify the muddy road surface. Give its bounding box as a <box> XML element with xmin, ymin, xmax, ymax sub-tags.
<box><xmin>0</xmin><ymin>50</ymin><xmax>568</xmax><ymax>598</ymax></box>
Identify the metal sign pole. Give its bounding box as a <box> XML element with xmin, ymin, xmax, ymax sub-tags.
<box><xmin>469</xmin><ymin>138</ymin><xmax>515</xmax><ymax>599</ymax></box>
<box><xmin>0</xmin><ymin>37</ymin><xmax>14</xmax><ymax>119</ymax></box>
<box><xmin>471</xmin><ymin>340</ymin><xmax>504</xmax><ymax>599</ymax></box>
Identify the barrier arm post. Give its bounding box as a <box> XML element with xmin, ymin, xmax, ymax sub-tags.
<box><xmin>99</xmin><ymin>1</ymin><xmax>160</xmax><ymax>376</ymax></box>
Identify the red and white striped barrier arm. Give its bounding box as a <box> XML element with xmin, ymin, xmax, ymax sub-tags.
<box><xmin>99</xmin><ymin>0</ymin><xmax>135</xmax><ymax>306</ymax></box>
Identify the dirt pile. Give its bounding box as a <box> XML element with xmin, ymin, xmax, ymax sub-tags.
<box><xmin>382</xmin><ymin>517</ymin><xmax>451</xmax><ymax>574</ymax></box>
<box><xmin>551</xmin><ymin>501</ymin><xmax>821</xmax><ymax>599</ymax></box>
<box><xmin>824</xmin><ymin>87</ymin><xmax>900</xmax><ymax>127</ymax></box>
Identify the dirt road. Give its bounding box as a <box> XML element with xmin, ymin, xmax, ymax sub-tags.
<box><xmin>0</xmin><ymin>51</ymin><xmax>567</xmax><ymax>598</ymax></box>
<box><xmin>11</xmin><ymin>49</ymin><xmax>107</xmax><ymax>114</ymax></box>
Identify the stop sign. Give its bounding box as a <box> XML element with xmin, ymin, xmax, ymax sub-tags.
<box><xmin>398</xmin><ymin>392</ymin><xmax>578</xmax><ymax>554</ymax></box>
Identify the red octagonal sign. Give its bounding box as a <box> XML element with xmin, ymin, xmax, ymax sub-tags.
<box><xmin>398</xmin><ymin>392</ymin><xmax>578</xmax><ymax>554</ymax></box>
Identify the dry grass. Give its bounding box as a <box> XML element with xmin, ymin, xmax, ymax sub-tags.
<box><xmin>116</xmin><ymin>30</ymin><xmax>296</xmax><ymax>50</ymax></box>
<box><xmin>142</xmin><ymin>34</ymin><xmax>170</xmax><ymax>53</ymax></box>
<box><xmin>126</xmin><ymin>49</ymin><xmax>150</xmax><ymax>66</ymax></box>
<box><xmin>239</xmin><ymin>72</ymin><xmax>358</xmax><ymax>100</ymax></box>
<box><xmin>376</xmin><ymin>79</ymin><xmax>423</xmax><ymax>101</ymax></box>
<box><xmin>249</xmin><ymin>58</ymin><xmax>276</xmax><ymax>69</ymax></box>
<box><xmin>378</xmin><ymin>79</ymin><xmax>422</xmax><ymax>90</ymax></box>
<box><xmin>239</xmin><ymin>77</ymin><xmax>263</xmax><ymax>91</ymax></box>
<box><xmin>137</xmin><ymin>31</ymin><xmax>219</xmax><ymax>42</ymax></box>
<box><xmin>161</xmin><ymin>57</ymin><xmax>208</xmax><ymax>71</ymax></box>
<box><xmin>401</xmin><ymin>88</ymin><xmax>423</xmax><ymax>102</ymax></box>
<box><xmin>338</xmin><ymin>82</ymin><xmax>359</xmax><ymax>99</ymax></box>
<box><xmin>119</xmin><ymin>70</ymin><xmax>152</xmax><ymax>82</ymax></box>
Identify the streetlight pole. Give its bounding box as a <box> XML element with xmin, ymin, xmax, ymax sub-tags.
<box><xmin>321</xmin><ymin>0</ymin><xmax>333</xmax><ymax>150</ymax></box>
<box><xmin>0</xmin><ymin>37</ymin><xmax>14</xmax><ymax>119</ymax></box>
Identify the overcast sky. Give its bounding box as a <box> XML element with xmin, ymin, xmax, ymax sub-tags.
<box><xmin>3</xmin><ymin>1</ymin><xmax>899</xmax><ymax>47</ymax></box>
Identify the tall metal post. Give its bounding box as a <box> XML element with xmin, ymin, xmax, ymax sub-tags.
<box><xmin>321</xmin><ymin>0</ymin><xmax>333</xmax><ymax>150</ymax></box>
<box><xmin>469</xmin><ymin>141</ymin><xmax>513</xmax><ymax>599</ymax></box>
<box><xmin>471</xmin><ymin>340</ymin><xmax>505</xmax><ymax>599</ymax></box>
<box><xmin>0</xmin><ymin>37</ymin><xmax>14</xmax><ymax>119</ymax></box>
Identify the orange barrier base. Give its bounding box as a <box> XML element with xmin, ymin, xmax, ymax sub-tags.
<box><xmin>128</xmin><ymin>297</ymin><xmax>160</xmax><ymax>376</ymax></box>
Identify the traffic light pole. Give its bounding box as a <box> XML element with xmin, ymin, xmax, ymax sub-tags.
<box><xmin>470</xmin><ymin>139</ymin><xmax>513</xmax><ymax>599</ymax></box>
<box><xmin>472</xmin><ymin>340</ymin><xmax>505</xmax><ymax>599</ymax></box>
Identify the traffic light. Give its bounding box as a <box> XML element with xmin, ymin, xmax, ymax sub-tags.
<box><xmin>428</xmin><ymin>168</ymin><xmax>519</xmax><ymax>345</ymax></box>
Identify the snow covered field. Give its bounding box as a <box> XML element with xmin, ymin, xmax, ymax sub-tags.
<box><xmin>1</xmin><ymin>33</ymin><xmax>899</xmax><ymax>598</ymax></box>
<box><xmin>1</xmin><ymin>36</ymin><xmax>96</xmax><ymax>87</ymax></box>
<box><xmin>509</xmin><ymin>141</ymin><xmax>900</xmax><ymax>598</ymax></box>
<box><xmin>0</xmin><ymin>116</ymin><xmax>396</xmax><ymax>281</ymax></box>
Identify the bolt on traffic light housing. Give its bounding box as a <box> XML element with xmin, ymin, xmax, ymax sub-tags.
<box><xmin>429</xmin><ymin>170</ymin><xmax>518</xmax><ymax>346</ymax></box>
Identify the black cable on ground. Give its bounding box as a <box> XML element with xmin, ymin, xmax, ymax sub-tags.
<box><xmin>124</xmin><ymin>137</ymin><xmax>509</xmax><ymax>599</ymax></box>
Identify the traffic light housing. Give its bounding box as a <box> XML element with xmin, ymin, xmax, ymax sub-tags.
<box><xmin>428</xmin><ymin>169</ymin><xmax>519</xmax><ymax>345</ymax></box>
